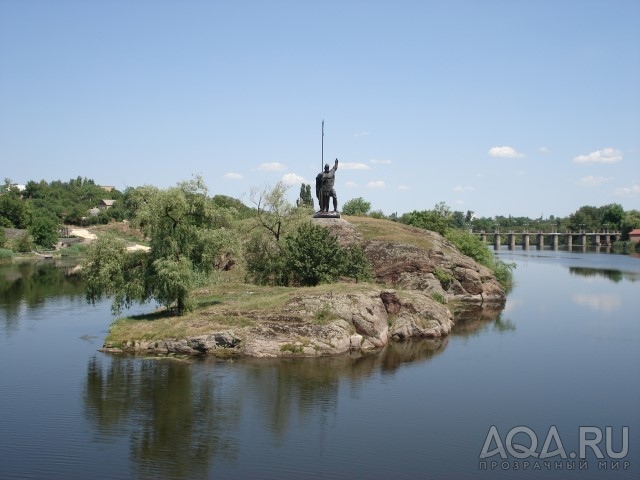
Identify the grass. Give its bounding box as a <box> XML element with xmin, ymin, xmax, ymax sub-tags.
<box><xmin>345</xmin><ymin>215</ymin><xmax>441</xmax><ymax>253</ymax></box>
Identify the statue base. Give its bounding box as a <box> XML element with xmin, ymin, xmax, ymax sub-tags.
<box><xmin>313</xmin><ymin>211</ymin><xmax>341</xmax><ymax>219</ymax></box>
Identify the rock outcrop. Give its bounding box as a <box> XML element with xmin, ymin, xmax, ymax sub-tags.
<box><xmin>102</xmin><ymin>217</ymin><xmax>505</xmax><ymax>357</ymax></box>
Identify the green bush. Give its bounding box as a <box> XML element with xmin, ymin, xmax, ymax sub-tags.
<box><xmin>0</xmin><ymin>248</ymin><xmax>13</xmax><ymax>261</ymax></box>
<box><xmin>433</xmin><ymin>268</ymin><xmax>453</xmax><ymax>290</ymax></box>
<box><xmin>283</xmin><ymin>222</ymin><xmax>342</xmax><ymax>286</ymax></box>
<box><xmin>444</xmin><ymin>229</ymin><xmax>515</xmax><ymax>291</ymax></box>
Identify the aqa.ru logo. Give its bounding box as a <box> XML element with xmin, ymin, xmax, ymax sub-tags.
<box><xmin>479</xmin><ymin>425</ymin><xmax>629</xmax><ymax>460</ymax></box>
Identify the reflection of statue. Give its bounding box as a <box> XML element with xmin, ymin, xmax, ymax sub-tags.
<box><xmin>315</xmin><ymin>158</ymin><xmax>338</xmax><ymax>213</ymax></box>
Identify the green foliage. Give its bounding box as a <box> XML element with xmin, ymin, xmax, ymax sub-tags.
<box><xmin>433</xmin><ymin>268</ymin><xmax>454</xmax><ymax>290</ymax></box>
<box><xmin>620</xmin><ymin>209</ymin><xmax>640</xmax><ymax>240</ymax></box>
<box><xmin>444</xmin><ymin>229</ymin><xmax>515</xmax><ymax>290</ymax></box>
<box><xmin>14</xmin><ymin>232</ymin><xmax>32</xmax><ymax>253</ymax></box>
<box><xmin>340</xmin><ymin>244</ymin><xmax>372</xmax><ymax>283</ymax></box>
<box><xmin>244</xmin><ymin>232</ymin><xmax>289</xmax><ymax>286</ymax></box>
<box><xmin>0</xmin><ymin>228</ymin><xmax>5</xmax><ymax>248</ymax></box>
<box><xmin>84</xmin><ymin>176</ymin><xmax>240</xmax><ymax>315</ymax></box>
<box><xmin>83</xmin><ymin>234</ymin><xmax>147</xmax><ymax>315</ymax></box>
<box><xmin>298</xmin><ymin>183</ymin><xmax>314</xmax><ymax>209</ymax></box>
<box><xmin>283</xmin><ymin>222</ymin><xmax>342</xmax><ymax>286</ymax></box>
<box><xmin>431</xmin><ymin>291</ymin><xmax>447</xmax><ymax>304</ymax></box>
<box><xmin>342</xmin><ymin>197</ymin><xmax>371</xmax><ymax>216</ymax></box>
<box><xmin>400</xmin><ymin>204</ymin><xmax>453</xmax><ymax>236</ymax></box>
<box><xmin>28</xmin><ymin>214</ymin><xmax>59</xmax><ymax>249</ymax></box>
<box><xmin>245</xmin><ymin>217</ymin><xmax>372</xmax><ymax>287</ymax></box>
<box><xmin>369</xmin><ymin>210</ymin><xmax>385</xmax><ymax>219</ymax></box>
<box><xmin>444</xmin><ymin>229</ymin><xmax>493</xmax><ymax>266</ymax></box>
<box><xmin>0</xmin><ymin>248</ymin><xmax>13</xmax><ymax>261</ymax></box>
<box><xmin>0</xmin><ymin>187</ymin><xmax>27</xmax><ymax>228</ymax></box>
<box><xmin>314</xmin><ymin>303</ymin><xmax>338</xmax><ymax>324</ymax></box>
<box><xmin>151</xmin><ymin>257</ymin><xmax>194</xmax><ymax>314</ymax></box>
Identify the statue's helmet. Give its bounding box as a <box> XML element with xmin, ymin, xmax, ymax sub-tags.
<box><xmin>324</xmin><ymin>163</ymin><xmax>330</xmax><ymax>171</ymax></box>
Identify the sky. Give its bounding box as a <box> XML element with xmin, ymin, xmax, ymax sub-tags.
<box><xmin>1</xmin><ymin>0</ymin><xmax>639</xmax><ymax>219</ymax></box>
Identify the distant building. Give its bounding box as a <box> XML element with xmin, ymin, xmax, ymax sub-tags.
<box><xmin>88</xmin><ymin>207</ymin><xmax>100</xmax><ymax>217</ymax></box>
<box><xmin>629</xmin><ymin>229</ymin><xmax>640</xmax><ymax>244</ymax></box>
<box><xmin>98</xmin><ymin>199</ymin><xmax>116</xmax><ymax>210</ymax></box>
<box><xmin>99</xmin><ymin>185</ymin><xmax>115</xmax><ymax>192</ymax></box>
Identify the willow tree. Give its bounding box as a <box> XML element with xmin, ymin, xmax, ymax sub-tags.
<box><xmin>84</xmin><ymin>176</ymin><xmax>239</xmax><ymax>315</ymax></box>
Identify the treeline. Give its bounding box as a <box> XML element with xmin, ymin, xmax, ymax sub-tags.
<box><xmin>0</xmin><ymin>177</ymin><xmax>253</xmax><ymax>250</ymax></box>
<box><xmin>340</xmin><ymin>196</ymin><xmax>640</xmax><ymax>241</ymax></box>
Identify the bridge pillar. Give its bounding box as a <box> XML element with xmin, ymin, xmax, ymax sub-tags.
<box><xmin>508</xmin><ymin>233</ymin><xmax>515</xmax><ymax>250</ymax></box>
<box><xmin>480</xmin><ymin>232</ymin><xmax>487</xmax><ymax>243</ymax></box>
<box><xmin>593</xmin><ymin>234</ymin><xmax>600</xmax><ymax>246</ymax></box>
<box><xmin>537</xmin><ymin>233</ymin><xmax>544</xmax><ymax>250</ymax></box>
<box><xmin>522</xmin><ymin>233</ymin><xmax>529</xmax><ymax>250</ymax></box>
<box><xmin>580</xmin><ymin>233</ymin><xmax>587</xmax><ymax>246</ymax></box>
<box><xmin>565</xmin><ymin>233</ymin><xmax>572</xmax><ymax>250</ymax></box>
<box><xmin>552</xmin><ymin>234</ymin><xmax>559</xmax><ymax>250</ymax></box>
<box><xmin>603</xmin><ymin>234</ymin><xmax>610</xmax><ymax>246</ymax></box>
<box><xmin>493</xmin><ymin>233</ymin><xmax>500</xmax><ymax>250</ymax></box>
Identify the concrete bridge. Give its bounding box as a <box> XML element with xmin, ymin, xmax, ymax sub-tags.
<box><xmin>476</xmin><ymin>230</ymin><xmax>621</xmax><ymax>250</ymax></box>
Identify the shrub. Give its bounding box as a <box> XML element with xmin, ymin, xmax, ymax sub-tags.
<box><xmin>433</xmin><ymin>268</ymin><xmax>453</xmax><ymax>290</ymax></box>
<box><xmin>0</xmin><ymin>248</ymin><xmax>13</xmax><ymax>261</ymax></box>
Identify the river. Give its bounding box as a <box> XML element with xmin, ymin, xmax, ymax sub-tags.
<box><xmin>0</xmin><ymin>249</ymin><xmax>638</xmax><ymax>479</ymax></box>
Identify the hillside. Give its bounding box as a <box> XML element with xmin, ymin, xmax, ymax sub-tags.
<box><xmin>102</xmin><ymin>216</ymin><xmax>506</xmax><ymax>357</ymax></box>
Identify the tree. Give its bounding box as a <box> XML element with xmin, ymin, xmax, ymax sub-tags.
<box><xmin>400</xmin><ymin>203</ymin><xmax>454</xmax><ymax>236</ymax></box>
<box><xmin>297</xmin><ymin>183</ymin><xmax>314</xmax><ymax>209</ymax></box>
<box><xmin>29</xmin><ymin>214</ymin><xmax>58</xmax><ymax>249</ymax></box>
<box><xmin>620</xmin><ymin>210</ymin><xmax>640</xmax><ymax>240</ymax></box>
<box><xmin>283</xmin><ymin>223</ymin><xmax>342</xmax><ymax>286</ymax></box>
<box><xmin>0</xmin><ymin>187</ymin><xmax>27</xmax><ymax>228</ymax></box>
<box><xmin>84</xmin><ymin>176</ymin><xmax>239</xmax><ymax>315</ymax></box>
<box><xmin>244</xmin><ymin>182</ymin><xmax>309</xmax><ymax>286</ymax></box>
<box><xmin>602</xmin><ymin>203</ymin><xmax>624</xmax><ymax>230</ymax></box>
<box><xmin>340</xmin><ymin>244</ymin><xmax>372</xmax><ymax>283</ymax></box>
<box><xmin>342</xmin><ymin>197</ymin><xmax>371</xmax><ymax>216</ymax></box>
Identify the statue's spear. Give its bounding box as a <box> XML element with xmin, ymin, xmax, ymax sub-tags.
<box><xmin>321</xmin><ymin>119</ymin><xmax>324</xmax><ymax>173</ymax></box>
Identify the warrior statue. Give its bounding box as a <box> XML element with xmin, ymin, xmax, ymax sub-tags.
<box><xmin>315</xmin><ymin>158</ymin><xmax>338</xmax><ymax>213</ymax></box>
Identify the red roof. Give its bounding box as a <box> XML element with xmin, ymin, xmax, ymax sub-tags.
<box><xmin>630</xmin><ymin>229</ymin><xmax>640</xmax><ymax>236</ymax></box>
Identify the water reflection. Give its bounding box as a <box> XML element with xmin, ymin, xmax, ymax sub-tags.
<box><xmin>0</xmin><ymin>261</ymin><xmax>84</xmax><ymax>306</ymax></box>
<box><xmin>571</xmin><ymin>293</ymin><xmax>622</xmax><ymax>313</ymax></box>
<box><xmin>84</xmin><ymin>356</ymin><xmax>239</xmax><ymax>479</ymax></box>
<box><xmin>569</xmin><ymin>266</ymin><xmax>639</xmax><ymax>283</ymax></box>
<box><xmin>451</xmin><ymin>303</ymin><xmax>514</xmax><ymax>335</ymax></box>
<box><xmin>81</xmin><ymin>303</ymin><xmax>505</xmax><ymax>478</ymax></box>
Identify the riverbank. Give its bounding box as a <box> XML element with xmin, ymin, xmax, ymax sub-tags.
<box><xmin>101</xmin><ymin>217</ymin><xmax>507</xmax><ymax>357</ymax></box>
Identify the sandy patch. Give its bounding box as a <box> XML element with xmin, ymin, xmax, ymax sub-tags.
<box><xmin>69</xmin><ymin>228</ymin><xmax>97</xmax><ymax>240</ymax></box>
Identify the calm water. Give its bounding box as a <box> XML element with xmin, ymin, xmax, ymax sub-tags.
<box><xmin>0</xmin><ymin>250</ymin><xmax>639</xmax><ymax>480</ymax></box>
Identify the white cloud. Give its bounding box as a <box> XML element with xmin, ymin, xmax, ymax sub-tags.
<box><xmin>577</xmin><ymin>175</ymin><xmax>613</xmax><ymax>187</ymax></box>
<box><xmin>573</xmin><ymin>147</ymin><xmax>623</xmax><ymax>164</ymax></box>
<box><xmin>539</xmin><ymin>147</ymin><xmax>550</xmax><ymax>154</ymax></box>
<box><xmin>455</xmin><ymin>199</ymin><xmax>465</xmax><ymax>205</ymax></box>
<box><xmin>340</xmin><ymin>162</ymin><xmax>370</xmax><ymax>170</ymax></box>
<box><xmin>344</xmin><ymin>181</ymin><xmax>358</xmax><ymax>188</ymax></box>
<box><xmin>488</xmin><ymin>146</ymin><xmax>524</xmax><ymax>158</ymax></box>
<box><xmin>370</xmin><ymin>159</ymin><xmax>392</xmax><ymax>165</ymax></box>
<box><xmin>615</xmin><ymin>183</ymin><xmax>640</xmax><ymax>197</ymax></box>
<box><xmin>258</xmin><ymin>162</ymin><xmax>286</xmax><ymax>171</ymax></box>
<box><xmin>397</xmin><ymin>185</ymin><xmax>411</xmax><ymax>190</ymax></box>
<box><xmin>367</xmin><ymin>180</ymin><xmax>385</xmax><ymax>189</ymax></box>
<box><xmin>453</xmin><ymin>185</ymin><xmax>475</xmax><ymax>192</ymax></box>
<box><xmin>353</xmin><ymin>131</ymin><xmax>370</xmax><ymax>137</ymax></box>
<box><xmin>281</xmin><ymin>173</ymin><xmax>305</xmax><ymax>185</ymax></box>
<box><xmin>224</xmin><ymin>172</ymin><xmax>243</xmax><ymax>180</ymax></box>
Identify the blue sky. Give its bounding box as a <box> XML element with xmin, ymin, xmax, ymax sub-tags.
<box><xmin>1</xmin><ymin>0</ymin><xmax>639</xmax><ymax>219</ymax></box>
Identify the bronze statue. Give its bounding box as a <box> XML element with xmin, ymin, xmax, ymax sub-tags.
<box><xmin>315</xmin><ymin>158</ymin><xmax>338</xmax><ymax>213</ymax></box>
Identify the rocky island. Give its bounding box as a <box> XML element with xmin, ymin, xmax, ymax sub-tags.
<box><xmin>101</xmin><ymin>216</ymin><xmax>506</xmax><ymax>357</ymax></box>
